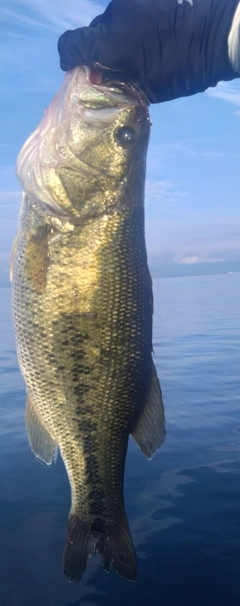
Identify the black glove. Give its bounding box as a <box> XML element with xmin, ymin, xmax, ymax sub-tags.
<box><xmin>58</xmin><ymin>0</ymin><xmax>238</xmax><ymax>103</ymax></box>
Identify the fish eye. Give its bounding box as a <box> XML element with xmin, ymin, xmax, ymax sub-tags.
<box><xmin>115</xmin><ymin>126</ymin><xmax>135</xmax><ymax>146</ymax></box>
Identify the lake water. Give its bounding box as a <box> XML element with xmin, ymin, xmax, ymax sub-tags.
<box><xmin>1</xmin><ymin>273</ymin><xmax>240</xmax><ymax>606</ymax></box>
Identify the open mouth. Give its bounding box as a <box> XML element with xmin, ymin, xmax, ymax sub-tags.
<box><xmin>85</xmin><ymin>67</ymin><xmax>150</xmax><ymax>119</ymax></box>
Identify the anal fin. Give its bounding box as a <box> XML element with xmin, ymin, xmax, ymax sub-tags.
<box><xmin>132</xmin><ymin>363</ymin><xmax>165</xmax><ymax>459</ymax></box>
<box><xmin>26</xmin><ymin>393</ymin><xmax>57</xmax><ymax>465</ymax></box>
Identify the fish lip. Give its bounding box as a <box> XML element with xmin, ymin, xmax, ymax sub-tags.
<box><xmin>78</xmin><ymin>66</ymin><xmax>150</xmax><ymax>119</ymax></box>
<box><xmin>90</xmin><ymin>63</ymin><xmax>150</xmax><ymax>106</ymax></box>
<box><xmin>101</xmin><ymin>80</ymin><xmax>150</xmax><ymax>121</ymax></box>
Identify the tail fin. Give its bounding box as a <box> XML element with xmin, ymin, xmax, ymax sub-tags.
<box><xmin>101</xmin><ymin>518</ymin><xmax>137</xmax><ymax>581</ymax></box>
<box><xmin>63</xmin><ymin>514</ymin><xmax>137</xmax><ymax>582</ymax></box>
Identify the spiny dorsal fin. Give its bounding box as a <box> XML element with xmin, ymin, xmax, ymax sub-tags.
<box><xmin>132</xmin><ymin>363</ymin><xmax>165</xmax><ymax>459</ymax></box>
<box><xmin>26</xmin><ymin>393</ymin><xmax>57</xmax><ymax>465</ymax></box>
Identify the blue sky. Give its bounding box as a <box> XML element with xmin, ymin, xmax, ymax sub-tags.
<box><xmin>1</xmin><ymin>0</ymin><xmax>240</xmax><ymax>282</ymax></box>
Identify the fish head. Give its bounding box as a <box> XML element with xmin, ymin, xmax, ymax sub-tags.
<box><xmin>16</xmin><ymin>66</ymin><xmax>151</xmax><ymax>220</ymax></box>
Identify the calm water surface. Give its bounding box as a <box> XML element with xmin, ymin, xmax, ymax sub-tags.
<box><xmin>1</xmin><ymin>274</ymin><xmax>240</xmax><ymax>606</ymax></box>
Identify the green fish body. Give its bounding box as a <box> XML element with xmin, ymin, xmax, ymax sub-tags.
<box><xmin>11</xmin><ymin>67</ymin><xmax>165</xmax><ymax>581</ymax></box>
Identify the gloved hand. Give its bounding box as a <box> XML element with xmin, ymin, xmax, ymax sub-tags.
<box><xmin>58</xmin><ymin>0</ymin><xmax>238</xmax><ymax>103</ymax></box>
<box><xmin>58</xmin><ymin>0</ymin><xmax>163</xmax><ymax>102</ymax></box>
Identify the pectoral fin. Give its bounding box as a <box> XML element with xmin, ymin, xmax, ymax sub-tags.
<box><xmin>24</xmin><ymin>225</ymin><xmax>49</xmax><ymax>294</ymax></box>
<box><xmin>132</xmin><ymin>363</ymin><xmax>165</xmax><ymax>459</ymax></box>
<box><xmin>26</xmin><ymin>393</ymin><xmax>57</xmax><ymax>465</ymax></box>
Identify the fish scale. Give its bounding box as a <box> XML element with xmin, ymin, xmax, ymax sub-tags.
<box><xmin>11</xmin><ymin>66</ymin><xmax>165</xmax><ymax>582</ymax></box>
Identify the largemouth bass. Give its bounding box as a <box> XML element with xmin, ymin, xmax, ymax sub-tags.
<box><xmin>11</xmin><ymin>66</ymin><xmax>165</xmax><ymax>582</ymax></box>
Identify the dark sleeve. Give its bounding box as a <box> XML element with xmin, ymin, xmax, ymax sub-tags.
<box><xmin>58</xmin><ymin>0</ymin><xmax>240</xmax><ymax>103</ymax></box>
<box><xmin>155</xmin><ymin>0</ymin><xmax>239</xmax><ymax>102</ymax></box>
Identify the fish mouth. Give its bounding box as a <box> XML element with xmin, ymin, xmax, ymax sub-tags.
<box><xmin>71</xmin><ymin>65</ymin><xmax>150</xmax><ymax>120</ymax></box>
<box><xmin>98</xmin><ymin>74</ymin><xmax>149</xmax><ymax>117</ymax></box>
<box><xmin>98</xmin><ymin>78</ymin><xmax>150</xmax><ymax>121</ymax></box>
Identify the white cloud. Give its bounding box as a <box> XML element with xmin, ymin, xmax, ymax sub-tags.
<box><xmin>146</xmin><ymin>180</ymin><xmax>173</xmax><ymax>200</ymax></box>
<box><xmin>2</xmin><ymin>0</ymin><xmax>104</xmax><ymax>34</ymax></box>
<box><xmin>1</xmin><ymin>0</ymin><xmax>105</xmax><ymax>92</ymax></box>
<box><xmin>207</xmin><ymin>81</ymin><xmax>240</xmax><ymax>110</ymax></box>
<box><xmin>147</xmin><ymin>141</ymin><xmax>196</xmax><ymax>174</ymax></box>
<box><xmin>145</xmin><ymin>179</ymin><xmax>192</xmax><ymax>218</ymax></box>
<box><xmin>145</xmin><ymin>180</ymin><xmax>185</xmax><ymax>207</ymax></box>
<box><xmin>176</xmin><ymin>255</ymin><xmax>203</xmax><ymax>265</ymax></box>
<box><xmin>146</xmin><ymin>209</ymin><xmax>240</xmax><ymax>263</ymax></box>
<box><xmin>175</xmin><ymin>255</ymin><xmax>224</xmax><ymax>265</ymax></box>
